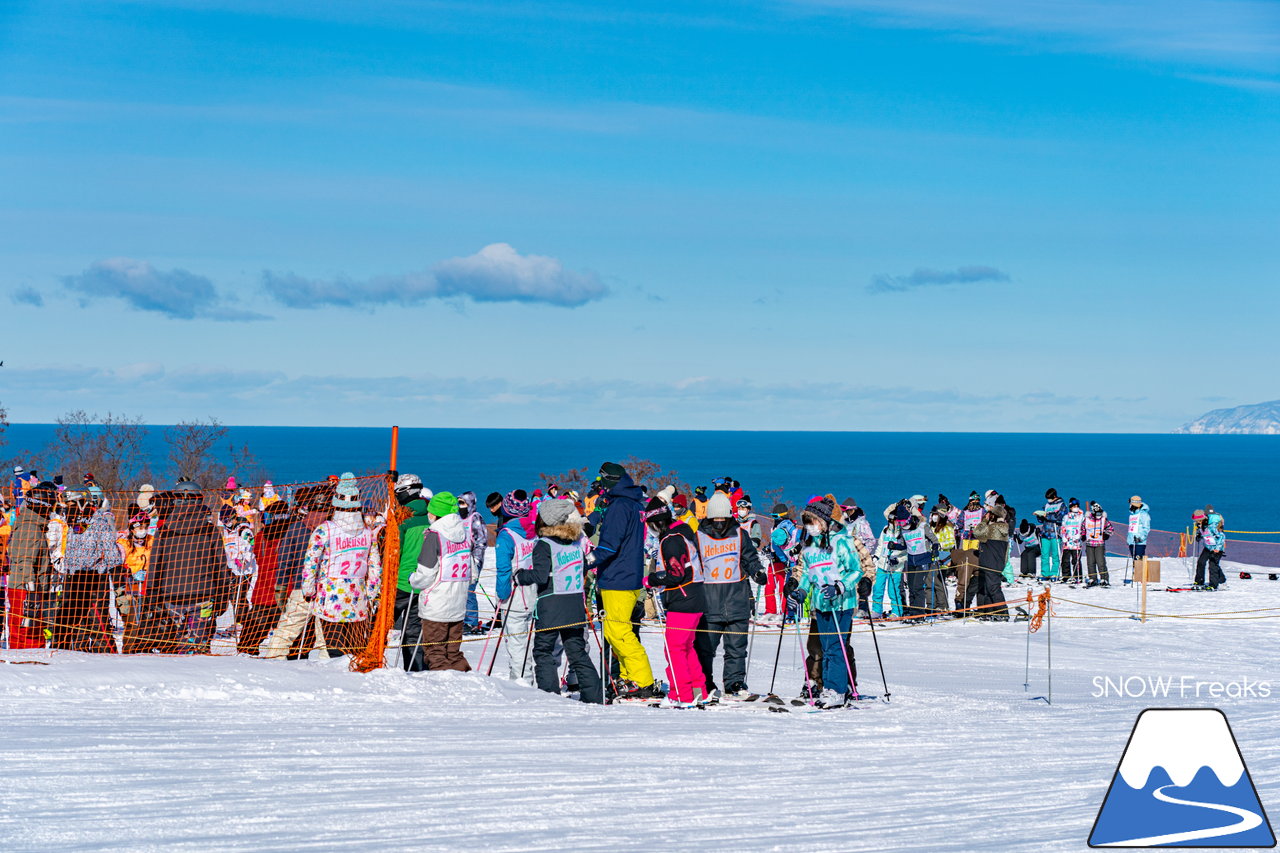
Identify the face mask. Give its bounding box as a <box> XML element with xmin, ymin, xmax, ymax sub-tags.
<box><xmin>805</xmin><ymin>523</ymin><xmax>822</xmax><ymax>537</ymax></box>
<box><xmin>458</xmin><ymin>504</ymin><xmax>470</xmax><ymax>519</ymax></box>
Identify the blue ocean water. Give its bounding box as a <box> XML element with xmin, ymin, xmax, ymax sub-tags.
<box><xmin>6</xmin><ymin>426</ymin><xmax>1280</xmax><ymax>535</ymax></box>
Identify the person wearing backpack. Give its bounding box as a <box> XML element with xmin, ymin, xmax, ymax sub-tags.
<box><xmin>1192</xmin><ymin>508</ymin><xmax>1226</xmax><ymax>589</ymax></box>
<box><xmin>643</xmin><ymin>497</ymin><xmax>707</xmax><ymax>707</ymax></box>
<box><xmin>694</xmin><ymin>491</ymin><xmax>768</xmax><ymax>700</ymax></box>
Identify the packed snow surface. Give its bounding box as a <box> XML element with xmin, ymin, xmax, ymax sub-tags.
<box><xmin>2</xmin><ymin>556</ymin><xmax>1278</xmax><ymax>852</ymax></box>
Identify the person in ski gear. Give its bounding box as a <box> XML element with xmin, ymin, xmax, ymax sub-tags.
<box><xmin>588</xmin><ymin>462</ymin><xmax>658</xmax><ymax>700</ymax></box>
<box><xmin>670</xmin><ymin>493</ymin><xmax>698</xmax><ymax>531</ymax></box>
<box><xmin>1016</xmin><ymin>516</ymin><xmax>1043</xmax><ymax>579</ymax></box>
<box><xmin>936</xmin><ymin>494</ymin><xmax>959</xmax><ymax>526</ymax></box>
<box><xmin>836</xmin><ymin>500</ymin><xmax>877</xmax><ymax>618</ymax></box>
<box><xmin>871</xmin><ymin>503</ymin><xmax>908</xmax><ymax>619</ymax></box>
<box><xmin>495</xmin><ymin>496</ymin><xmax>537</xmax><ymax>684</ymax></box>
<box><xmin>644</xmin><ymin>497</ymin><xmax>707</xmax><ymax>707</ymax></box>
<box><xmin>409</xmin><ymin>491</ymin><xmax>472</xmax><ymax>671</ymax></box>
<box><xmin>1060</xmin><ymin>498</ymin><xmax>1085</xmax><ymax>582</ymax></box>
<box><xmin>1083</xmin><ymin>501</ymin><xmax>1113</xmax><ymax>587</ymax></box>
<box><xmin>237</xmin><ymin>500</ymin><xmax>290</xmax><ymax>655</ymax></box>
<box><xmin>898</xmin><ymin>507</ymin><xmax>940</xmax><ymax>619</ymax></box>
<box><xmin>840</xmin><ymin>500</ymin><xmax>878</xmax><ymax>553</ymax></box>
<box><xmin>786</xmin><ymin>496</ymin><xmax>865</xmax><ymax>707</ymax></box>
<box><xmin>458</xmin><ymin>491</ymin><xmax>489</xmax><ymax>634</ymax></box>
<box><xmin>513</xmin><ymin>498</ymin><xmax>602</xmax><ymax>703</ymax></box>
<box><xmin>953</xmin><ymin>491</ymin><xmax>984</xmax><ymax>610</ymax></box>
<box><xmin>1039</xmin><ymin>489</ymin><xmax>1065</xmax><ymax>581</ymax></box>
<box><xmin>736</xmin><ymin>497</ymin><xmax>762</xmax><ymax>548</ymax></box>
<box><xmin>692</xmin><ymin>486</ymin><xmax>709</xmax><ymax>520</ymax></box>
<box><xmin>970</xmin><ymin>504</ymin><xmax>1011</xmax><ymax>619</ymax></box>
<box><xmin>139</xmin><ymin>480</ymin><xmax>233</xmax><ymax>654</ymax></box>
<box><xmin>5</xmin><ymin>480</ymin><xmax>56</xmax><ymax>648</ymax></box>
<box><xmin>301</xmin><ymin>473</ymin><xmax>382</xmax><ymax>658</ymax></box>
<box><xmin>116</xmin><ymin>508</ymin><xmax>153</xmax><ymax>653</ymax></box>
<box><xmin>766</xmin><ymin>503</ymin><xmax>800</xmax><ymax>623</ymax></box>
<box><xmin>263</xmin><ymin>490</ymin><xmax>324</xmax><ymax>660</ymax></box>
<box><xmin>1192</xmin><ymin>509</ymin><xmax>1226</xmax><ymax>589</ymax></box>
<box><xmin>57</xmin><ymin>488</ymin><xmax>120</xmax><ymax>652</ymax></box>
<box><xmin>927</xmin><ymin>507</ymin><xmax>956</xmax><ymax>613</ymax></box>
<box><xmin>1127</xmin><ymin>496</ymin><xmax>1150</xmax><ymax>564</ymax></box>
<box><xmin>390</xmin><ymin>473</ymin><xmax>433</xmax><ymax>671</ymax></box>
<box><xmin>694</xmin><ymin>491</ymin><xmax>768</xmax><ymax>699</ymax></box>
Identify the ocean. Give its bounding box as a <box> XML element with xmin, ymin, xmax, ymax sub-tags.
<box><xmin>5</xmin><ymin>426</ymin><xmax>1278</xmax><ymax>537</ymax></box>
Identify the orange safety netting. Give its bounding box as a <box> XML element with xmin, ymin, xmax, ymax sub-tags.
<box><xmin>0</xmin><ymin>472</ymin><xmax>399</xmax><ymax>671</ymax></box>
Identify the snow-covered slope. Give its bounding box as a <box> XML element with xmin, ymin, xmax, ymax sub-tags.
<box><xmin>3</xmin><ymin>557</ymin><xmax>1279</xmax><ymax>852</ymax></box>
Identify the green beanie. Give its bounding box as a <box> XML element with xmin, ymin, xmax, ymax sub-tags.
<box><xmin>427</xmin><ymin>491</ymin><xmax>458</xmax><ymax>519</ymax></box>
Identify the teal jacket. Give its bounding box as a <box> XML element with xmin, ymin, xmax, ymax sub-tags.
<box><xmin>799</xmin><ymin>529</ymin><xmax>863</xmax><ymax>612</ymax></box>
<box><xmin>397</xmin><ymin>499</ymin><xmax>433</xmax><ymax>593</ymax></box>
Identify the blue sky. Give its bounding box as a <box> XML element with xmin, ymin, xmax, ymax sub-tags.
<box><xmin>2</xmin><ymin>0</ymin><xmax>1278</xmax><ymax>430</ymax></box>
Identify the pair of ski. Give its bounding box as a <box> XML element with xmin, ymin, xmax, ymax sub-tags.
<box><xmin>760</xmin><ymin>693</ymin><xmax>879</xmax><ymax>713</ymax></box>
<box><xmin>640</xmin><ymin>693</ymin><xmax>879</xmax><ymax>712</ymax></box>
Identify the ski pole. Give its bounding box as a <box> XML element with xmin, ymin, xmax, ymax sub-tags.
<box><xmin>520</xmin><ymin>595</ymin><xmax>540</xmax><ymax>684</ymax></box>
<box><xmin>796</xmin><ymin>609</ymin><xmax>813</xmax><ymax>704</ymax></box>
<box><xmin>485</xmin><ymin>590</ymin><xmax>519</xmax><ymax>677</ymax></box>
<box><xmin>865</xmin><ymin>605</ymin><xmax>890</xmax><ymax>703</ymax></box>
<box><xmin>763</xmin><ymin>586</ymin><xmax>790</xmax><ymax>705</ymax></box>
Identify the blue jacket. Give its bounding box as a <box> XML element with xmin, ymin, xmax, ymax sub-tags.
<box><xmin>495</xmin><ymin>517</ymin><xmax>529</xmax><ymax>601</ymax></box>
<box><xmin>1201</xmin><ymin>513</ymin><xmax>1226</xmax><ymax>551</ymax></box>
<box><xmin>590</xmin><ymin>473</ymin><xmax>645</xmax><ymax>591</ymax></box>
<box><xmin>1126</xmin><ymin>504</ymin><xmax>1151</xmax><ymax>545</ymax></box>
<box><xmin>1041</xmin><ymin>498</ymin><xmax>1066</xmax><ymax>539</ymax></box>
<box><xmin>799</xmin><ymin>529</ymin><xmax>863</xmax><ymax>613</ymax></box>
<box><xmin>770</xmin><ymin>518</ymin><xmax>801</xmax><ymax>564</ymax></box>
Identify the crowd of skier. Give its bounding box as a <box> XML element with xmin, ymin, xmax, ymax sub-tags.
<box><xmin>0</xmin><ymin>461</ymin><xmax>1234</xmax><ymax>709</ymax></box>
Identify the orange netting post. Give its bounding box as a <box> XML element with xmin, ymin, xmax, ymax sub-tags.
<box><xmin>351</xmin><ymin>425</ymin><xmax>402</xmax><ymax>672</ymax></box>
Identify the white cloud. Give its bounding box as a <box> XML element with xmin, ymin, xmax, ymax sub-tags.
<box><xmin>263</xmin><ymin>243</ymin><xmax>607</xmax><ymax>310</ymax></box>
<box><xmin>61</xmin><ymin>258</ymin><xmax>269</xmax><ymax>321</ymax></box>
<box><xmin>433</xmin><ymin>243</ymin><xmax>607</xmax><ymax>306</ymax></box>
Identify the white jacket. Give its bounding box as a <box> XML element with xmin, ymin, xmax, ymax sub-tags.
<box><xmin>409</xmin><ymin>513</ymin><xmax>472</xmax><ymax>623</ymax></box>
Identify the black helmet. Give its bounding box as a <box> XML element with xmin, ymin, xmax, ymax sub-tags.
<box><xmin>25</xmin><ymin>482</ymin><xmax>57</xmax><ymax>509</ymax></box>
<box><xmin>173</xmin><ymin>478</ymin><xmax>202</xmax><ymax>492</ymax></box>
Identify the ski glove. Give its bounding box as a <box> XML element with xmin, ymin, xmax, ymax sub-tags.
<box><xmin>786</xmin><ymin>587</ymin><xmax>807</xmax><ymax>605</ymax></box>
<box><xmin>820</xmin><ymin>581</ymin><xmax>845</xmax><ymax>603</ymax></box>
<box><xmin>782</xmin><ymin>575</ymin><xmax>799</xmax><ymax>597</ymax></box>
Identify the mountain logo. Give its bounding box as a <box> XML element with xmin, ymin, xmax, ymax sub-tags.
<box><xmin>1089</xmin><ymin>708</ymin><xmax>1275</xmax><ymax>848</ymax></box>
